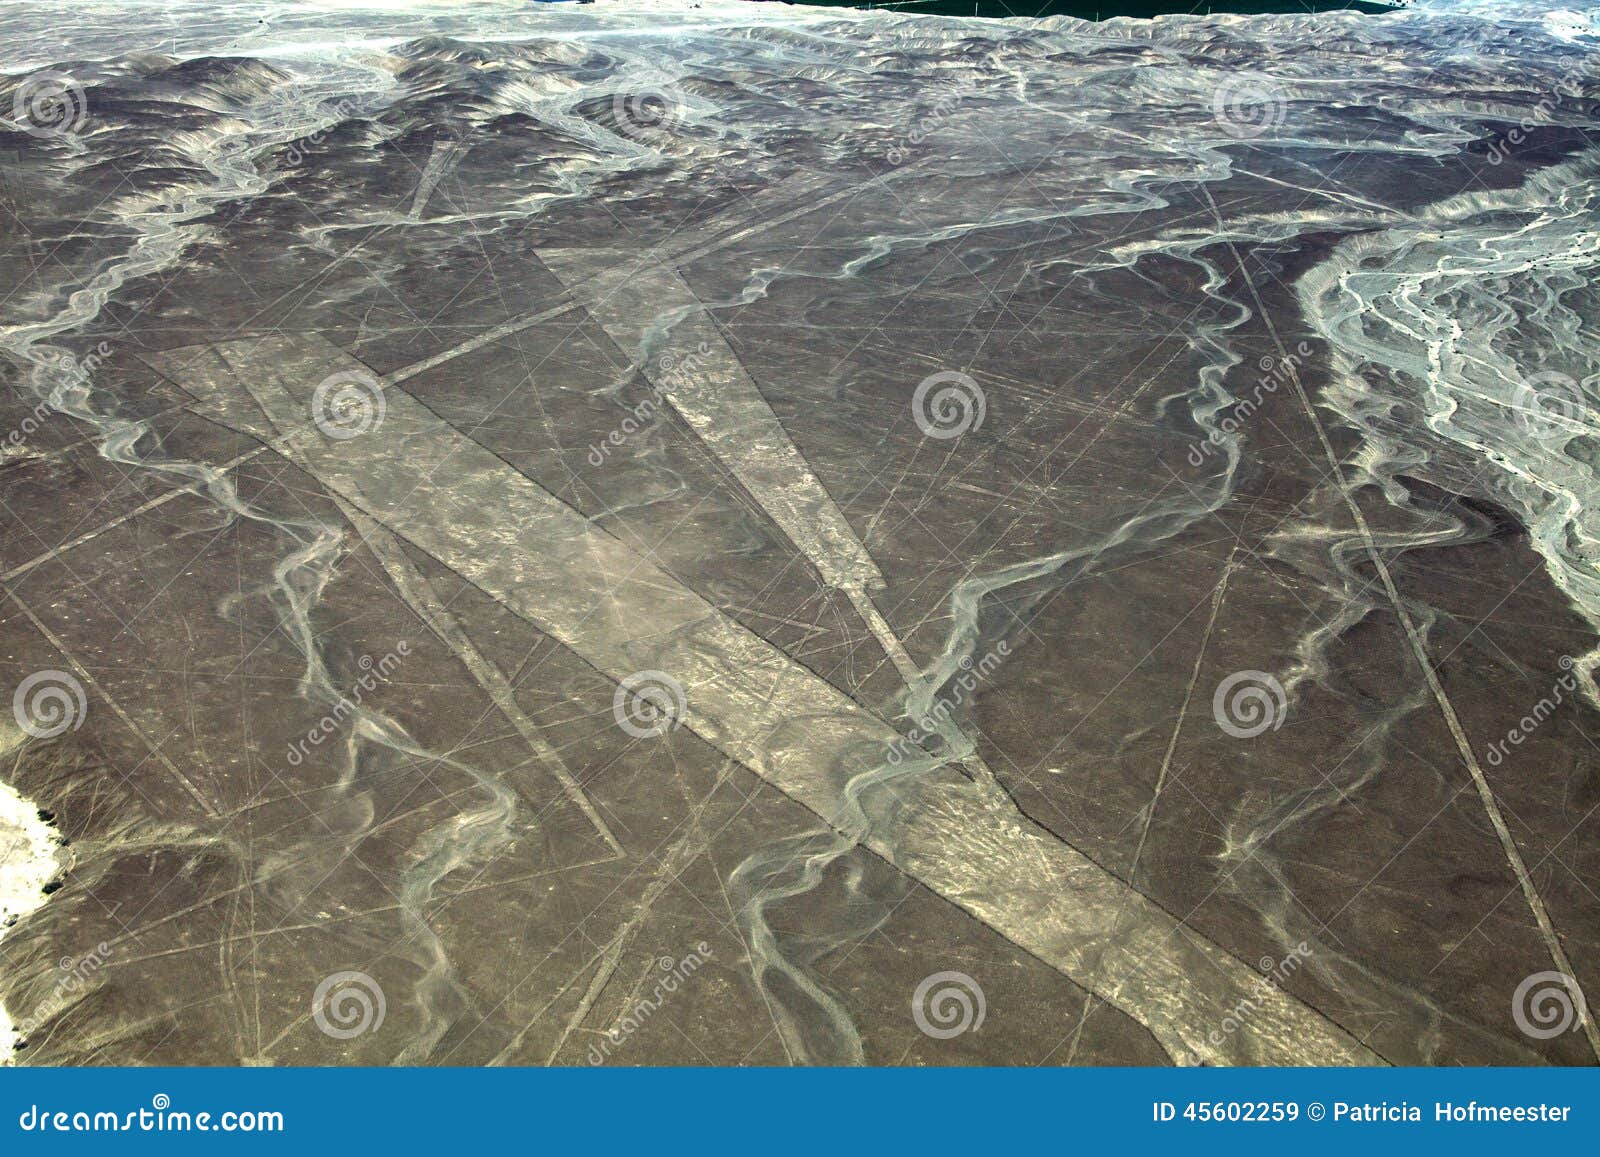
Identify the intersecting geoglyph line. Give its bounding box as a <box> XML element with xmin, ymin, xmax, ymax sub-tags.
<box><xmin>145</xmin><ymin>330</ymin><xmax>1376</xmax><ymax>1065</ymax></box>
<box><xmin>539</xmin><ymin>249</ymin><xmax>884</xmax><ymax>595</ymax></box>
<box><xmin>535</xmin><ymin>250</ymin><xmax>972</xmax><ymax>710</ymax></box>
<box><xmin>381</xmin><ymin>173</ymin><xmax>889</xmax><ymax>390</ymax></box>
<box><xmin>334</xmin><ymin>499</ymin><xmax>625</xmax><ymax>860</ymax></box>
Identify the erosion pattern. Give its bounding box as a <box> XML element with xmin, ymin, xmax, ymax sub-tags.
<box><xmin>0</xmin><ymin>0</ymin><xmax>1597</xmax><ymax>1066</ymax></box>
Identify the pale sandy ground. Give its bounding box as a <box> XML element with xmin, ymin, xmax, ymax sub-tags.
<box><xmin>0</xmin><ymin>728</ymin><xmax>66</xmax><ymax>1065</ymax></box>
